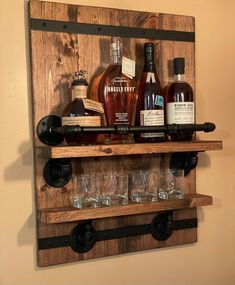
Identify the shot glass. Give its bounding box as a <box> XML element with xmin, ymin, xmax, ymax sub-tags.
<box><xmin>159</xmin><ymin>168</ymin><xmax>185</xmax><ymax>200</ymax></box>
<box><xmin>101</xmin><ymin>172</ymin><xmax>128</xmax><ymax>206</ymax></box>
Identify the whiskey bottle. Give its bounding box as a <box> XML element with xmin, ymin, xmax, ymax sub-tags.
<box><xmin>61</xmin><ymin>70</ymin><xmax>103</xmax><ymax>145</ymax></box>
<box><xmin>135</xmin><ymin>42</ymin><xmax>165</xmax><ymax>142</ymax></box>
<box><xmin>98</xmin><ymin>37</ymin><xmax>137</xmax><ymax>144</ymax></box>
<box><xmin>166</xmin><ymin>58</ymin><xmax>195</xmax><ymax>141</ymax></box>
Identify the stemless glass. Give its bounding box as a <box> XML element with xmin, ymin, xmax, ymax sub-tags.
<box><xmin>129</xmin><ymin>170</ymin><xmax>159</xmax><ymax>202</ymax></box>
<box><xmin>101</xmin><ymin>172</ymin><xmax>128</xmax><ymax>206</ymax></box>
<box><xmin>70</xmin><ymin>174</ymin><xmax>100</xmax><ymax>209</ymax></box>
<box><xmin>82</xmin><ymin>174</ymin><xmax>101</xmax><ymax>208</ymax></box>
<box><xmin>159</xmin><ymin>168</ymin><xmax>185</xmax><ymax>200</ymax></box>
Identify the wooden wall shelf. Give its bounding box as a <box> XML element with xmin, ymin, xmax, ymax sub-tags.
<box><xmin>39</xmin><ymin>193</ymin><xmax>212</xmax><ymax>224</ymax></box>
<box><xmin>29</xmin><ymin>0</ymin><xmax>222</xmax><ymax>266</ymax></box>
<box><xmin>39</xmin><ymin>140</ymin><xmax>222</xmax><ymax>159</ymax></box>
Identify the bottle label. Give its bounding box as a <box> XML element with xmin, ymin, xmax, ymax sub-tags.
<box><xmin>115</xmin><ymin>112</ymin><xmax>129</xmax><ymax>124</ymax></box>
<box><xmin>146</xmin><ymin>72</ymin><xmax>156</xmax><ymax>83</ymax></box>
<box><xmin>82</xmin><ymin>99</ymin><xmax>104</xmax><ymax>113</ymax></box>
<box><xmin>72</xmin><ymin>85</ymin><xmax>87</xmax><ymax>100</ymax></box>
<box><xmin>167</xmin><ymin>102</ymin><xmax>195</xmax><ymax>124</ymax></box>
<box><xmin>61</xmin><ymin>116</ymin><xmax>101</xmax><ymax>126</ymax></box>
<box><xmin>122</xmin><ymin>57</ymin><xmax>135</xmax><ymax>79</ymax></box>
<box><xmin>140</xmin><ymin>110</ymin><xmax>164</xmax><ymax>138</ymax></box>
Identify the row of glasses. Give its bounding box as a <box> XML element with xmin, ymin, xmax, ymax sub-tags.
<box><xmin>70</xmin><ymin>169</ymin><xmax>185</xmax><ymax>209</ymax></box>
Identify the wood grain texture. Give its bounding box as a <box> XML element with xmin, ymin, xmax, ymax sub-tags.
<box><xmin>39</xmin><ymin>140</ymin><xmax>223</xmax><ymax>158</ymax></box>
<box><xmin>28</xmin><ymin>0</ymin><xmax>220</xmax><ymax>266</ymax></box>
<box><xmin>39</xmin><ymin>194</ymin><xmax>212</xmax><ymax>224</ymax></box>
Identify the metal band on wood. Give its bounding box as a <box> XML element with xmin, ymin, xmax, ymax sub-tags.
<box><xmin>30</xmin><ymin>18</ymin><xmax>195</xmax><ymax>42</ymax></box>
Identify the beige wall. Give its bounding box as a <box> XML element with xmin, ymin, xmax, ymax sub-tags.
<box><xmin>0</xmin><ymin>0</ymin><xmax>235</xmax><ymax>284</ymax></box>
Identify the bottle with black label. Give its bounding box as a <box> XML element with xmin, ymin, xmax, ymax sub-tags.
<box><xmin>135</xmin><ymin>42</ymin><xmax>165</xmax><ymax>142</ymax></box>
<box><xmin>61</xmin><ymin>70</ymin><xmax>104</xmax><ymax>145</ymax></box>
<box><xmin>166</xmin><ymin>57</ymin><xmax>195</xmax><ymax>141</ymax></box>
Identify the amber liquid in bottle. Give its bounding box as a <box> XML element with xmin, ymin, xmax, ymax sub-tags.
<box><xmin>135</xmin><ymin>43</ymin><xmax>165</xmax><ymax>143</ymax></box>
<box><xmin>166</xmin><ymin>58</ymin><xmax>194</xmax><ymax>141</ymax></box>
<box><xmin>61</xmin><ymin>71</ymin><xmax>101</xmax><ymax>145</ymax></box>
<box><xmin>98</xmin><ymin>37</ymin><xmax>137</xmax><ymax>144</ymax></box>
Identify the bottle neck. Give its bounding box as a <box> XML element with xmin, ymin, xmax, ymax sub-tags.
<box><xmin>111</xmin><ymin>40</ymin><xmax>122</xmax><ymax>65</ymax></box>
<box><xmin>174</xmin><ymin>73</ymin><xmax>184</xmax><ymax>82</ymax></box>
<box><xmin>144</xmin><ymin>52</ymin><xmax>156</xmax><ymax>73</ymax></box>
<box><xmin>72</xmin><ymin>85</ymin><xmax>88</xmax><ymax>100</ymax></box>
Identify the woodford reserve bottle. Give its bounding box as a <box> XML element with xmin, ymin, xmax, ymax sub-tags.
<box><xmin>135</xmin><ymin>43</ymin><xmax>165</xmax><ymax>142</ymax></box>
<box><xmin>61</xmin><ymin>70</ymin><xmax>103</xmax><ymax>145</ymax></box>
<box><xmin>98</xmin><ymin>37</ymin><xmax>137</xmax><ymax>144</ymax></box>
<box><xmin>166</xmin><ymin>58</ymin><xmax>195</xmax><ymax>141</ymax></box>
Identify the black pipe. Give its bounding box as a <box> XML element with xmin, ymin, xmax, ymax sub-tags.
<box><xmin>51</xmin><ymin>122</ymin><xmax>216</xmax><ymax>136</ymax></box>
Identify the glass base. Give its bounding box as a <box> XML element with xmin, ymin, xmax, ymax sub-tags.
<box><xmin>130</xmin><ymin>192</ymin><xmax>158</xmax><ymax>203</ymax></box>
<box><xmin>82</xmin><ymin>197</ymin><xmax>100</xmax><ymax>208</ymax></box>
<box><xmin>159</xmin><ymin>189</ymin><xmax>184</xmax><ymax>200</ymax></box>
<box><xmin>70</xmin><ymin>197</ymin><xmax>100</xmax><ymax>209</ymax></box>
<box><xmin>101</xmin><ymin>194</ymin><xmax>128</xmax><ymax>206</ymax></box>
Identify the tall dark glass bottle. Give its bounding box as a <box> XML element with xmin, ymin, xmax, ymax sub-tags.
<box><xmin>135</xmin><ymin>43</ymin><xmax>165</xmax><ymax>142</ymax></box>
<box><xmin>166</xmin><ymin>58</ymin><xmax>195</xmax><ymax>141</ymax></box>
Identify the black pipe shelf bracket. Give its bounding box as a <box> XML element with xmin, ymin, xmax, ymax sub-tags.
<box><xmin>37</xmin><ymin>115</ymin><xmax>216</xmax><ymax>146</ymax></box>
<box><xmin>38</xmin><ymin>211</ymin><xmax>198</xmax><ymax>253</ymax></box>
<box><xmin>37</xmin><ymin>115</ymin><xmax>215</xmax><ymax>186</ymax></box>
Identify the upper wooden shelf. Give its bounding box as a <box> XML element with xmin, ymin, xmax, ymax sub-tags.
<box><xmin>38</xmin><ymin>140</ymin><xmax>222</xmax><ymax>159</ymax></box>
<box><xmin>39</xmin><ymin>193</ymin><xmax>213</xmax><ymax>224</ymax></box>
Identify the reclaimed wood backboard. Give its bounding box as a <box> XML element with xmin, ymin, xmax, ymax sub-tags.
<box><xmin>29</xmin><ymin>0</ymin><xmax>197</xmax><ymax>266</ymax></box>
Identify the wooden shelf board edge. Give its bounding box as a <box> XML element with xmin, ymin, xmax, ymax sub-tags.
<box><xmin>38</xmin><ymin>140</ymin><xmax>223</xmax><ymax>158</ymax></box>
<box><xmin>39</xmin><ymin>193</ymin><xmax>213</xmax><ymax>224</ymax></box>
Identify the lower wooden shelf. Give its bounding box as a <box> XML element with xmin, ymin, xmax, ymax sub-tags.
<box><xmin>39</xmin><ymin>193</ymin><xmax>212</xmax><ymax>224</ymax></box>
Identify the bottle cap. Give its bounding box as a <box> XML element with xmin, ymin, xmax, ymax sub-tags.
<box><xmin>144</xmin><ymin>42</ymin><xmax>156</xmax><ymax>72</ymax></box>
<box><xmin>71</xmin><ymin>70</ymin><xmax>88</xmax><ymax>86</ymax></box>
<box><xmin>174</xmin><ymin>57</ymin><xmax>185</xmax><ymax>74</ymax></box>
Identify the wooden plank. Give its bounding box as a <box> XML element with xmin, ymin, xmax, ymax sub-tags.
<box><xmin>39</xmin><ymin>140</ymin><xmax>222</xmax><ymax>158</ymax></box>
<box><xmin>39</xmin><ymin>194</ymin><xmax>212</xmax><ymax>224</ymax></box>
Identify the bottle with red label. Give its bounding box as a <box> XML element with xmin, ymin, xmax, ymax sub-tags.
<box><xmin>166</xmin><ymin>57</ymin><xmax>195</xmax><ymax>141</ymax></box>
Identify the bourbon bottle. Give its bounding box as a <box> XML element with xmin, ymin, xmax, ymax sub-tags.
<box><xmin>166</xmin><ymin>58</ymin><xmax>195</xmax><ymax>141</ymax></box>
<box><xmin>98</xmin><ymin>37</ymin><xmax>137</xmax><ymax>144</ymax></box>
<box><xmin>61</xmin><ymin>70</ymin><xmax>103</xmax><ymax>145</ymax></box>
<box><xmin>135</xmin><ymin>43</ymin><xmax>165</xmax><ymax>142</ymax></box>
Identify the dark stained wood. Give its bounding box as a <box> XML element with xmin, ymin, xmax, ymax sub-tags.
<box><xmin>29</xmin><ymin>0</ymin><xmax>221</xmax><ymax>266</ymax></box>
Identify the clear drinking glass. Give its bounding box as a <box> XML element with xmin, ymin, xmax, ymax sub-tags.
<box><xmin>70</xmin><ymin>174</ymin><xmax>100</xmax><ymax>209</ymax></box>
<box><xmin>129</xmin><ymin>170</ymin><xmax>159</xmax><ymax>202</ymax></box>
<box><xmin>159</xmin><ymin>168</ymin><xmax>185</xmax><ymax>200</ymax></box>
<box><xmin>101</xmin><ymin>172</ymin><xmax>128</xmax><ymax>206</ymax></box>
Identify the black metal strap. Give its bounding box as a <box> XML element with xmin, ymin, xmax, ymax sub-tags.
<box><xmin>30</xmin><ymin>18</ymin><xmax>195</xmax><ymax>42</ymax></box>
<box><xmin>38</xmin><ymin>216</ymin><xmax>198</xmax><ymax>251</ymax></box>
